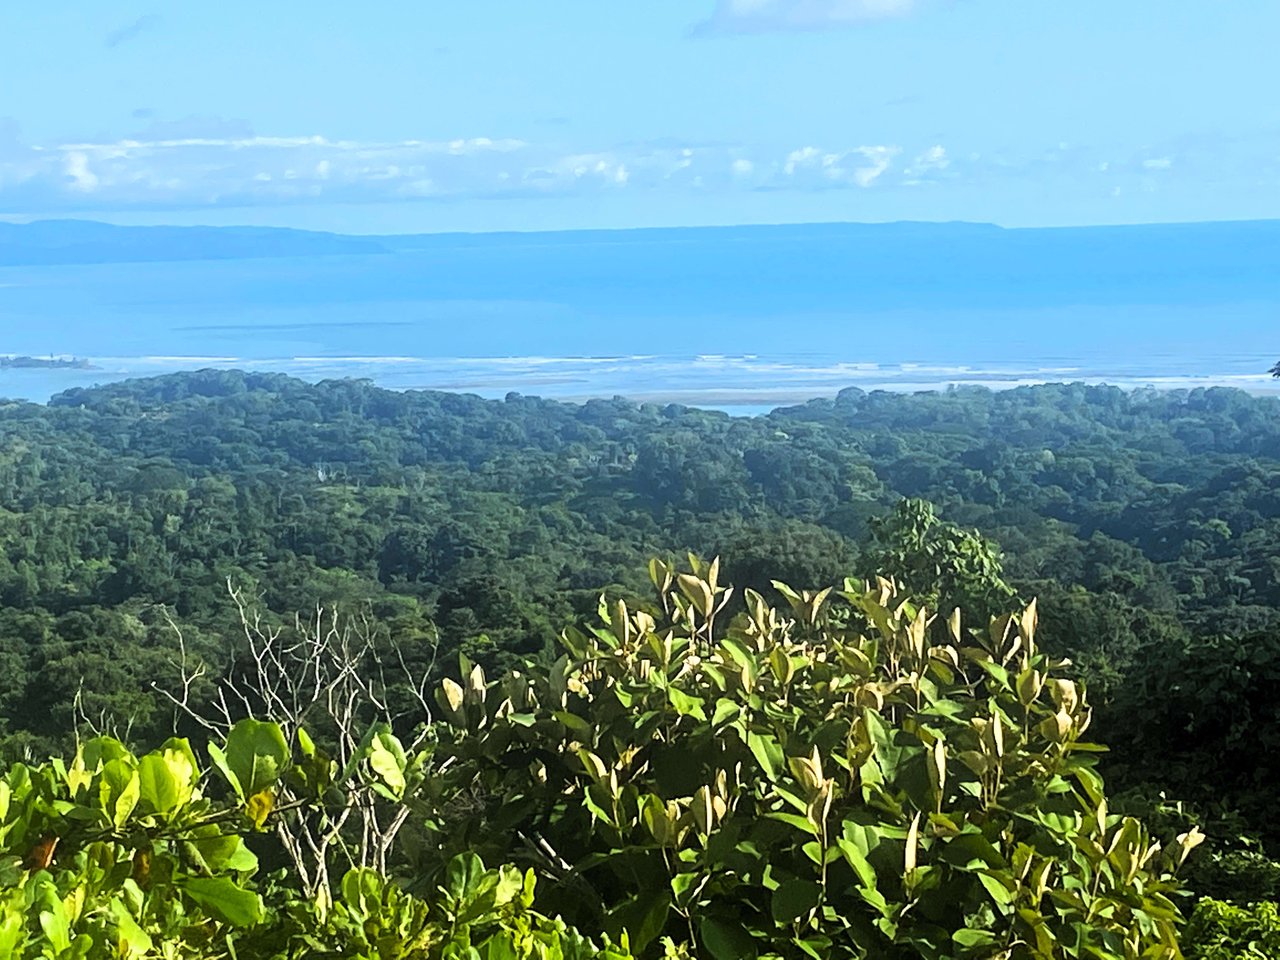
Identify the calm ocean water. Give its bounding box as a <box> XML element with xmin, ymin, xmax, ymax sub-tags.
<box><xmin>2</xmin><ymin>223</ymin><xmax>1277</xmax><ymax>409</ymax></box>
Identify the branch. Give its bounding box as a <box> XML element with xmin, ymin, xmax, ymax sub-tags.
<box><xmin>151</xmin><ymin>585</ymin><xmax>439</xmax><ymax>906</ymax></box>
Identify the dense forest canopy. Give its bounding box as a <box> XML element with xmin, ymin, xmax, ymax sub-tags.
<box><xmin>2</xmin><ymin>369</ymin><xmax>1280</xmax><ymax>955</ymax></box>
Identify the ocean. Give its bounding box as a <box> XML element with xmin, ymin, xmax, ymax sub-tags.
<box><xmin>1</xmin><ymin>221</ymin><xmax>1277</xmax><ymax>409</ymax></box>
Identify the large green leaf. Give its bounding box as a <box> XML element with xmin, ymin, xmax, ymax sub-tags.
<box><xmin>863</xmin><ymin>708</ymin><xmax>910</xmax><ymax>784</ymax></box>
<box><xmin>183</xmin><ymin>876</ymin><xmax>265</xmax><ymax>927</ymax></box>
<box><xmin>746</xmin><ymin>731</ymin><xmax>784</xmax><ymax>782</ymax></box>
<box><xmin>366</xmin><ymin>727</ymin><xmax>407</xmax><ymax>798</ymax></box>
<box><xmin>607</xmin><ymin>892</ymin><xmax>670</xmax><ymax>955</ymax></box>
<box><xmin>667</xmin><ymin>687</ymin><xmax>706</xmax><ymax>720</ymax></box>
<box><xmin>206</xmin><ymin>742</ymin><xmax>243</xmax><ymax>801</ymax></box>
<box><xmin>700</xmin><ymin>916</ymin><xmax>758</xmax><ymax>960</ymax></box>
<box><xmin>0</xmin><ymin>910</ymin><xmax>23</xmax><ymax>958</ymax></box>
<box><xmin>836</xmin><ymin>838</ymin><xmax>878</xmax><ymax>890</ymax></box>
<box><xmin>99</xmin><ymin>758</ymin><xmax>141</xmax><ymax>828</ymax></box>
<box><xmin>80</xmin><ymin>737</ymin><xmax>130</xmax><ymax>771</ymax></box>
<box><xmin>953</xmin><ymin>927</ymin><xmax>997</xmax><ymax>949</ymax></box>
<box><xmin>978</xmin><ymin>871</ymin><xmax>1015</xmax><ymax>911</ymax></box>
<box><xmin>445</xmin><ymin>852</ymin><xmax>487</xmax><ymax>902</ymax></box>
<box><xmin>771</xmin><ymin>878</ymin><xmax>823</xmax><ymax>925</ymax></box>
<box><xmin>187</xmin><ymin>831</ymin><xmax>259</xmax><ymax>874</ymax></box>
<box><xmin>110</xmin><ymin>899</ymin><xmax>154</xmax><ymax>956</ymax></box>
<box><xmin>136</xmin><ymin>746</ymin><xmax>195</xmax><ymax>816</ymax></box>
<box><xmin>221</xmin><ymin>719</ymin><xmax>290</xmax><ymax>800</ymax></box>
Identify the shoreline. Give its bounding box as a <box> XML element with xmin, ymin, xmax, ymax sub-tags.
<box><xmin>4</xmin><ymin>354</ymin><xmax>1278</xmax><ymax>410</ymax></box>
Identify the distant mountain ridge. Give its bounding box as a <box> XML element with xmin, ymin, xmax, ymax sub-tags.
<box><xmin>372</xmin><ymin>217</ymin><xmax>1280</xmax><ymax>250</ymax></box>
<box><xmin>1</xmin><ymin>216</ymin><xmax>1278</xmax><ymax>270</ymax></box>
<box><xmin>0</xmin><ymin>219</ymin><xmax>389</xmax><ymax>266</ymax></box>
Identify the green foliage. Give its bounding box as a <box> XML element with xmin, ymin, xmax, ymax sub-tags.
<box><xmin>209</xmin><ymin>718</ymin><xmax>290</xmax><ymax>802</ymax></box>
<box><xmin>1104</xmin><ymin>630</ymin><xmax>1280</xmax><ymax>844</ymax></box>
<box><xmin>856</xmin><ymin>499</ymin><xmax>1016</xmax><ymax>620</ymax></box>
<box><xmin>0</xmin><ymin>721</ymin><xmax>628</xmax><ymax>959</ymax></box>
<box><xmin>424</xmin><ymin>558</ymin><xmax>1197</xmax><ymax>959</ymax></box>
<box><xmin>1182</xmin><ymin>899</ymin><xmax>1280</xmax><ymax>960</ymax></box>
<box><xmin>308</xmin><ymin>859</ymin><xmax>633</xmax><ymax>960</ymax></box>
<box><xmin>1189</xmin><ymin>849</ymin><xmax>1280</xmax><ymax>907</ymax></box>
<box><xmin>2</xmin><ymin>370</ymin><xmax>1280</xmax><ymax>906</ymax></box>
<box><xmin>1108</xmin><ymin>793</ymin><xmax>1280</xmax><ymax>905</ymax></box>
<box><xmin>0</xmin><ymin>731</ymin><xmax>268</xmax><ymax>956</ymax></box>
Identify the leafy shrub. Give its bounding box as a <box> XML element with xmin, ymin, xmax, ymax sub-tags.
<box><xmin>1182</xmin><ymin>899</ymin><xmax>1280</xmax><ymax>960</ymax></box>
<box><xmin>1109</xmin><ymin>790</ymin><xmax>1280</xmax><ymax>904</ymax></box>
<box><xmin>424</xmin><ymin>556</ymin><xmax>1200</xmax><ymax>959</ymax></box>
<box><xmin>856</xmin><ymin>499</ymin><xmax>1016</xmax><ymax>622</ymax></box>
<box><xmin>0</xmin><ymin>556</ymin><xmax>1221</xmax><ymax>958</ymax></box>
<box><xmin>0</xmin><ymin>725</ymin><xmax>629</xmax><ymax>958</ymax></box>
<box><xmin>1104</xmin><ymin>630</ymin><xmax>1280</xmax><ymax>848</ymax></box>
<box><xmin>1189</xmin><ymin>850</ymin><xmax>1280</xmax><ymax>907</ymax></box>
<box><xmin>275</xmin><ymin>855</ymin><xmax>634</xmax><ymax>960</ymax></box>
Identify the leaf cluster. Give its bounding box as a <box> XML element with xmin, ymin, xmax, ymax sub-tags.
<box><xmin>0</xmin><ymin>720</ymin><xmax>627</xmax><ymax>959</ymax></box>
<box><xmin>423</xmin><ymin>558</ymin><xmax>1200</xmax><ymax>959</ymax></box>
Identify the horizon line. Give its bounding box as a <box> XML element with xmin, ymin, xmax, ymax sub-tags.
<box><xmin>4</xmin><ymin>213</ymin><xmax>1280</xmax><ymax>241</ymax></box>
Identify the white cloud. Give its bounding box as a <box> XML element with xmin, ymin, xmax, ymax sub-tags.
<box><xmin>18</xmin><ymin>125</ymin><xmax>1253</xmax><ymax>214</ymax></box>
<box><xmin>900</xmin><ymin>145</ymin><xmax>950</xmax><ymax>184</ymax></box>
<box><xmin>783</xmin><ymin>146</ymin><xmax>822</xmax><ymax>175</ymax></box>
<box><xmin>64</xmin><ymin>151</ymin><xmax>99</xmax><ymax>192</ymax></box>
<box><xmin>852</xmin><ymin>146</ymin><xmax>899</xmax><ymax>186</ymax></box>
<box><xmin>0</xmin><ymin>131</ymin><xmax>946</xmax><ymax>212</ymax></box>
<box><xmin>910</xmin><ymin>145</ymin><xmax>949</xmax><ymax>172</ymax></box>
<box><xmin>782</xmin><ymin>144</ymin><xmax>901</xmax><ymax>187</ymax></box>
<box><xmin>695</xmin><ymin>0</ymin><xmax>923</xmax><ymax>35</ymax></box>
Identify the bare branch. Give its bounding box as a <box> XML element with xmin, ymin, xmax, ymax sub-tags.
<box><xmin>152</xmin><ymin>584</ymin><xmax>438</xmax><ymax>907</ymax></box>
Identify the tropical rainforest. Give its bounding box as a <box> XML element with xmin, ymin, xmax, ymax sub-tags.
<box><xmin>1</xmin><ymin>369</ymin><xmax>1279</xmax><ymax>958</ymax></box>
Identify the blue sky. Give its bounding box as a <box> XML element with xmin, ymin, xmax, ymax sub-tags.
<box><xmin>1</xmin><ymin>0</ymin><xmax>1277</xmax><ymax>232</ymax></box>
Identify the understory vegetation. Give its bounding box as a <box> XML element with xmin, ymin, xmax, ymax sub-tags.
<box><xmin>1</xmin><ymin>371</ymin><xmax>1279</xmax><ymax>956</ymax></box>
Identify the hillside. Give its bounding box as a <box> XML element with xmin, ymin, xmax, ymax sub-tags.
<box><xmin>3</xmin><ymin>369</ymin><xmax>1280</xmax><ymax>952</ymax></box>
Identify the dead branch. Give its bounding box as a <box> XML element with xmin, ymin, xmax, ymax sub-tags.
<box><xmin>152</xmin><ymin>580</ymin><xmax>440</xmax><ymax>908</ymax></box>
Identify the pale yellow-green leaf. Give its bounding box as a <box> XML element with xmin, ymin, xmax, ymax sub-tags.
<box><xmin>904</xmin><ymin>811</ymin><xmax>921</xmax><ymax>874</ymax></box>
